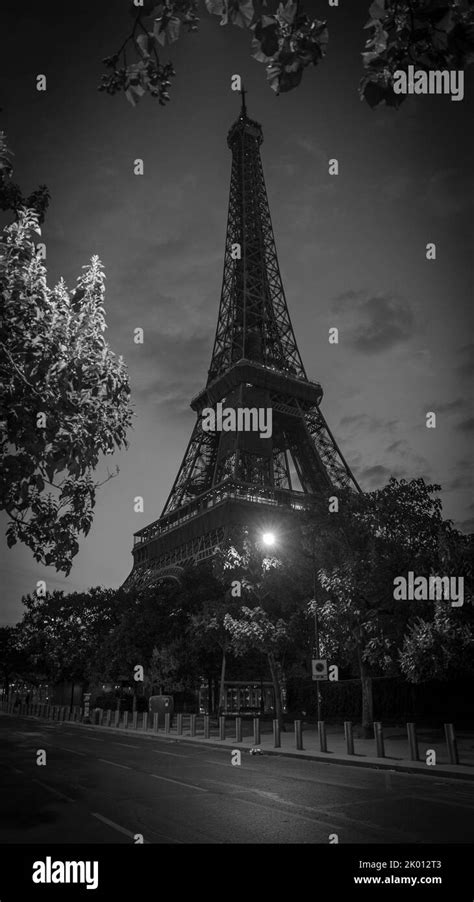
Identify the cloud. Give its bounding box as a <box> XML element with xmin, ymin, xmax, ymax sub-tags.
<box><xmin>455</xmin><ymin>417</ymin><xmax>474</xmax><ymax>433</ymax></box>
<box><xmin>425</xmin><ymin>398</ymin><xmax>467</xmax><ymax>415</ymax></box>
<box><xmin>445</xmin><ymin>458</ymin><xmax>473</xmax><ymax>491</ymax></box>
<box><xmin>339</xmin><ymin>413</ymin><xmax>398</xmax><ymax>434</ymax></box>
<box><xmin>456</xmin><ymin>517</ymin><xmax>474</xmax><ymax>534</ymax></box>
<box><xmin>385</xmin><ymin>439</ymin><xmax>429</xmax><ymax>471</ymax></box>
<box><xmin>129</xmin><ymin>324</ymin><xmax>212</xmax><ymax>413</ymax></box>
<box><xmin>359</xmin><ymin>464</ymin><xmax>402</xmax><ymax>488</ymax></box>
<box><xmin>456</xmin><ymin>344</ymin><xmax>474</xmax><ymax>380</ymax></box>
<box><xmin>386</xmin><ymin>440</ymin><xmax>405</xmax><ymax>453</ymax></box>
<box><xmin>424</xmin><ymin>168</ymin><xmax>474</xmax><ymax>217</ymax></box>
<box><xmin>331</xmin><ymin>290</ymin><xmax>415</xmax><ymax>354</ymax></box>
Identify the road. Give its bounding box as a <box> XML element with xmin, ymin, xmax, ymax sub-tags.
<box><xmin>1</xmin><ymin>714</ymin><xmax>473</xmax><ymax>844</ymax></box>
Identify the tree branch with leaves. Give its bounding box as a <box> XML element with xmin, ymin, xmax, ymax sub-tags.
<box><xmin>99</xmin><ymin>0</ymin><xmax>473</xmax><ymax>109</ymax></box>
<box><xmin>1</xmin><ymin>138</ymin><xmax>133</xmax><ymax>572</ymax></box>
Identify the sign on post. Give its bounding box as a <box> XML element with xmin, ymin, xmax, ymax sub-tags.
<box><xmin>311</xmin><ymin>659</ymin><xmax>328</xmax><ymax>681</ymax></box>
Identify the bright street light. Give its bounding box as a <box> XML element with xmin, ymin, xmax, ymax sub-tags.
<box><xmin>261</xmin><ymin>531</ymin><xmax>276</xmax><ymax>547</ymax></box>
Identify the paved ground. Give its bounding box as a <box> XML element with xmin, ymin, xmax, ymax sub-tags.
<box><xmin>1</xmin><ymin>714</ymin><xmax>473</xmax><ymax>844</ymax></box>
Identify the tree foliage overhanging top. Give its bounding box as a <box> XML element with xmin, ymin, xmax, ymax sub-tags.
<box><xmin>99</xmin><ymin>0</ymin><xmax>474</xmax><ymax>109</ymax></box>
<box><xmin>99</xmin><ymin>0</ymin><xmax>328</xmax><ymax>103</ymax></box>
<box><xmin>360</xmin><ymin>0</ymin><xmax>474</xmax><ymax>108</ymax></box>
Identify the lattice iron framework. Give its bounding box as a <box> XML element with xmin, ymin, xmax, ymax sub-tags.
<box><xmin>124</xmin><ymin>94</ymin><xmax>360</xmax><ymax>588</ymax></box>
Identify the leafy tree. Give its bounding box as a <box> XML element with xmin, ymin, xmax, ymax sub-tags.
<box><xmin>99</xmin><ymin>0</ymin><xmax>328</xmax><ymax>103</ymax></box>
<box><xmin>93</xmin><ymin>567</ymin><xmax>222</xmax><ymax>693</ymax></box>
<box><xmin>361</xmin><ymin>0</ymin><xmax>474</xmax><ymax>108</ymax></box>
<box><xmin>0</xmin><ymin>625</ymin><xmax>31</xmax><ymax>696</ymax></box>
<box><xmin>0</xmin><ymin>132</ymin><xmax>49</xmax><ymax>223</ymax></box>
<box><xmin>215</xmin><ymin>531</ymin><xmax>305</xmax><ymax>729</ymax></box>
<box><xmin>100</xmin><ymin>0</ymin><xmax>473</xmax><ymax>108</ymax></box>
<box><xmin>15</xmin><ymin>588</ymin><xmax>120</xmax><ymax>688</ymax></box>
<box><xmin>191</xmin><ymin>604</ymin><xmax>231</xmax><ymax>715</ymax></box>
<box><xmin>225</xmin><ymin>604</ymin><xmax>289</xmax><ymax>728</ymax></box>
<box><xmin>308</xmin><ymin>478</ymin><xmax>470</xmax><ymax>734</ymax></box>
<box><xmin>399</xmin><ymin>603</ymin><xmax>474</xmax><ymax>682</ymax></box>
<box><xmin>145</xmin><ymin>644</ymin><xmax>186</xmax><ymax>693</ymax></box>
<box><xmin>0</xmin><ymin>202</ymin><xmax>133</xmax><ymax>572</ymax></box>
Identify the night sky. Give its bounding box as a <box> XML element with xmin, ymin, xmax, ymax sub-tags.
<box><xmin>1</xmin><ymin>0</ymin><xmax>473</xmax><ymax>625</ymax></box>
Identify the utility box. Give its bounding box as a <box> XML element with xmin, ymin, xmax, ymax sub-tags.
<box><xmin>149</xmin><ymin>695</ymin><xmax>174</xmax><ymax>727</ymax></box>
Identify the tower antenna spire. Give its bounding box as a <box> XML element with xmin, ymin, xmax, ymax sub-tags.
<box><xmin>240</xmin><ymin>84</ymin><xmax>247</xmax><ymax>118</ymax></box>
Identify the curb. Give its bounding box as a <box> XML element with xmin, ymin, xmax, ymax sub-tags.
<box><xmin>3</xmin><ymin>711</ymin><xmax>474</xmax><ymax>782</ymax></box>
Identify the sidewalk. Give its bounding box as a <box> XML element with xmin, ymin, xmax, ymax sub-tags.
<box><xmin>4</xmin><ymin>709</ymin><xmax>473</xmax><ymax>781</ymax></box>
<box><xmin>141</xmin><ymin>721</ymin><xmax>474</xmax><ymax>781</ymax></box>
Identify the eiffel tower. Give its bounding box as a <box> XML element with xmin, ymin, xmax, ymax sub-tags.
<box><xmin>125</xmin><ymin>92</ymin><xmax>360</xmax><ymax>589</ymax></box>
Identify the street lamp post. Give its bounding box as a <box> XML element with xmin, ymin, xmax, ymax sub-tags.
<box><xmin>261</xmin><ymin>527</ymin><xmax>322</xmax><ymax>722</ymax></box>
<box><xmin>311</xmin><ymin>531</ymin><xmax>322</xmax><ymax>723</ymax></box>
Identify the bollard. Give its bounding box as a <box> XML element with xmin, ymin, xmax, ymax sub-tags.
<box><xmin>374</xmin><ymin>721</ymin><xmax>385</xmax><ymax>758</ymax></box>
<box><xmin>444</xmin><ymin>723</ymin><xmax>459</xmax><ymax>765</ymax></box>
<box><xmin>190</xmin><ymin>713</ymin><xmax>196</xmax><ymax>736</ymax></box>
<box><xmin>204</xmin><ymin>715</ymin><xmax>210</xmax><ymax>739</ymax></box>
<box><xmin>142</xmin><ymin>712</ymin><xmax>148</xmax><ymax>731</ymax></box>
<box><xmin>318</xmin><ymin>720</ymin><xmax>327</xmax><ymax>753</ymax></box>
<box><xmin>407</xmin><ymin>722</ymin><xmax>419</xmax><ymax>761</ymax></box>
<box><xmin>219</xmin><ymin>715</ymin><xmax>226</xmax><ymax>740</ymax></box>
<box><xmin>105</xmin><ymin>709</ymin><xmax>112</xmax><ymax>727</ymax></box>
<box><xmin>123</xmin><ymin>711</ymin><xmax>129</xmax><ymax>730</ymax></box>
<box><xmin>295</xmin><ymin>719</ymin><xmax>303</xmax><ymax>750</ymax></box>
<box><xmin>113</xmin><ymin>709</ymin><xmax>119</xmax><ymax>727</ymax></box>
<box><xmin>253</xmin><ymin>717</ymin><xmax>260</xmax><ymax>745</ymax></box>
<box><xmin>344</xmin><ymin>721</ymin><xmax>354</xmax><ymax>755</ymax></box>
<box><xmin>153</xmin><ymin>712</ymin><xmax>159</xmax><ymax>733</ymax></box>
<box><xmin>177</xmin><ymin>713</ymin><xmax>183</xmax><ymax>735</ymax></box>
<box><xmin>235</xmin><ymin>717</ymin><xmax>242</xmax><ymax>743</ymax></box>
<box><xmin>62</xmin><ymin>707</ymin><xmax>67</xmax><ymax>721</ymax></box>
<box><xmin>132</xmin><ymin>711</ymin><xmax>138</xmax><ymax>730</ymax></box>
<box><xmin>165</xmin><ymin>712</ymin><xmax>170</xmax><ymax>733</ymax></box>
<box><xmin>273</xmin><ymin>719</ymin><xmax>281</xmax><ymax>749</ymax></box>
